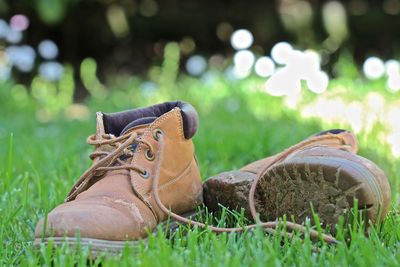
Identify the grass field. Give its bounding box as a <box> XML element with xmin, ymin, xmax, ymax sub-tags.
<box><xmin>1</xmin><ymin>73</ymin><xmax>400</xmax><ymax>266</ymax></box>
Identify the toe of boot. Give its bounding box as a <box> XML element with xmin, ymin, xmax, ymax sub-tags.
<box><xmin>35</xmin><ymin>200</ymin><xmax>157</xmax><ymax>241</ymax></box>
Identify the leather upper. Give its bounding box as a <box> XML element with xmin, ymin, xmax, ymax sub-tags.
<box><xmin>240</xmin><ymin>129</ymin><xmax>359</xmax><ymax>174</ymax></box>
<box><xmin>35</xmin><ymin>104</ymin><xmax>203</xmax><ymax>241</ymax></box>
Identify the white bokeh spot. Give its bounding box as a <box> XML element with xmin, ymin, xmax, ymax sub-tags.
<box><xmin>233</xmin><ymin>50</ymin><xmax>255</xmax><ymax>78</ymax></box>
<box><xmin>306</xmin><ymin>71</ymin><xmax>329</xmax><ymax>94</ymax></box>
<box><xmin>38</xmin><ymin>61</ymin><xmax>64</xmax><ymax>81</ymax></box>
<box><xmin>38</xmin><ymin>40</ymin><xmax>59</xmax><ymax>60</ymax></box>
<box><xmin>186</xmin><ymin>55</ymin><xmax>207</xmax><ymax>76</ymax></box>
<box><xmin>254</xmin><ymin>56</ymin><xmax>275</xmax><ymax>77</ymax></box>
<box><xmin>363</xmin><ymin>57</ymin><xmax>385</xmax><ymax>80</ymax></box>
<box><xmin>230</xmin><ymin>29</ymin><xmax>253</xmax><ymax>50</ymax></box>
<box><xmin>271</xmin><ymin>42</ymin><xmax>293</xmax><ymax>65</ymax></box>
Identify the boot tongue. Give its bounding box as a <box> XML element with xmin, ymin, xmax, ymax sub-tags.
<box><xmin>120</xmin><ymin>116</ymin><xmax>157</xmax><ymax>135</ymax></box>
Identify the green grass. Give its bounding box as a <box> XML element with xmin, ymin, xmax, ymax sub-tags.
<box><xmin>1</xmin><ymin>74</ymin><xmax>400</xmax><ymax>266</ymax></box>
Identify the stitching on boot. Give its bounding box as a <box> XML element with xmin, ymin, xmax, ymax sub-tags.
<box><xmin>131</xmin><ymin>108</ymin><xmax>182</xmax><ymax>194</ymax></box>
<box><xmin>128</xmin><ymin>109</ymin><xmax>181</xmax><ymax>222</ymax></box>
<box><xmin>149</xmin><ymin>156</ymin><xmax>196</xmax><ymax>193</ymax></box>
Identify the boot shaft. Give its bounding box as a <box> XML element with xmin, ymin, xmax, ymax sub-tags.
<box><xmin>66</xmin><ymin>101</ymin><xmax>203</xmax><ymax>221</ymax></box>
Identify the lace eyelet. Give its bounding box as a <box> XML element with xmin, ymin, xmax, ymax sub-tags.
<box><xmin>144</xmin><ymin>149</ymin><xmax>155</xmax><ymax>161</ymax></box>
<box><xmin>153</xmin><ymin>128</ymin><xmax>163</xmax><ymax>141</ymax></box>
<box><xmin>140</xmin><ymin>169</ymin><xmax>149</xmax><ymax>178</ymax></box>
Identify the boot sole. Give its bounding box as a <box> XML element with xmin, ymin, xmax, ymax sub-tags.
<box><xmin>204</xmin><ymin>156</ymin><xmax>382</xmax><ymax>228</ymax></box>
<box><xmin>257</xmin><ymin>156</ymin><xmax>381</xmax><ymax>227</ymax></box>
<box><xmin>33</xmin><ymin>209</ymin><xmax>204</xmax><ymax>257</ymax></box>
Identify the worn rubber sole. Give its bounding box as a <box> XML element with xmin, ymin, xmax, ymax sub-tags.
<box><xmin>33</xmin><ymin>209</ymin><xmax>204</xmax><ymax>257</ymax></box>
<box><xmin>257</xmin><ymin>156</ymin><xmax>381</xmax><ymax>226</ymax></box>
<box><xmin>204</xmin><ymin>156</ymin><xmax>382</xmax><ymax>228</ymax></box>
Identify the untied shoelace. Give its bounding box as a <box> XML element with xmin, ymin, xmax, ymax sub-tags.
<box><xmin>66</xmin><ymin>129</ymin><xmax>343</xmax><ymax>244</ymax></box>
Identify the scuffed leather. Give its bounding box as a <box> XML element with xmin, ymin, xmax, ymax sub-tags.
<box><xmin>35</xmin><ymin>106</ymin><xmax>203</xmax><ymax>241</ymax></box>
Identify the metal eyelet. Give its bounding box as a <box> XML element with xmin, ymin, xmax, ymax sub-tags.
<box><xmin>140</xmin><ymin>169</ymin><xmax>149</xmax><ymax>179</ymax></box>
<box><xmin>153</xmin><ymin>128</ymin><xmax>163</xmax><ymax>141</ymax></box>
<box><xmin>144</xmin><ymin>149</ymin><xmax>155</xmax><ymax>161</ymax></box>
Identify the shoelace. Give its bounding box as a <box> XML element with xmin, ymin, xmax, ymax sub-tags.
<box><xmin>65</xmin><ymin>131</ymin><xmax>153</xmax><ymax>201</ymax></box>
<box><xmin>66</xmin><ymin>129</ymin><xmax>343</xmax><ymax>244</ymax></box>
<box><xmin>153</xmin><ymin>132</ymin><xmax>342</xmax><ymax>244</ymax></box>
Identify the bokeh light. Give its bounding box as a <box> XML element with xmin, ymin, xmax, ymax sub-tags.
<box><xmin>10</xmin><ymin>14</ymin><xmax>29</xmax><ymax>31</ymax></box>
<box><xmin>180</xmin><ymin>37</ymin><xmax>196</xmax><ymax>55</ymax></box>
<box><xmin>254</xmin><ymin>56</ymin><xmax>275</xmax><ymax>77</ymax></box>
<box><xmin>265</xmin><ymin>68</ymin><xmax>301</xmax><ymax>96</ymax></box>
<box><xmin>0</xmin><ymin>65</ymin><xmax>11</xmax><ymax>81</ymax></box>
<box><xmin>230</xmin><ymin>29</ymin><xmax>254</xmax><ymax>50</ymax></box>
<box><xmin>306</xmin><ymin>71</ymin><xmax>329</xmax><ymax>93</ymax></box>
<box><xmin>0</xmin><ymin>50</ymin><xmax>8</xmax><ymax>65</ymax></box>
<box><xmin>106</xmin><ymin>5</ymin><xmax>130</xmax><ymax>38</ymax></box>
<box><xmin>6</xmin><ymin>28</ymin><xmax>23</xmax><ymax>43</ymax></box>
<box><xmin>0</xmin><ymin>19</ymin><xmax>8</xmax><ymax>39</ymax></box>
<box><xmin>186</xmin><ymin>55</ymin><xmax>207</xmax><ymax>76</ymax></box>
<box><xmin>216</xmin><ymin>22</ymin><xmax>234</xmax><ymax>42</ymax></box>
<box><xmin>38</xmin><ymin>61</ymin><xmax>64</xmax><ymax>81</ymax></box>
<box><xmin>38</xmin><ymin>40</ymin><xmax>59</xmax><ymax>60</ymax></box>
<box><xmin>139</xmin><ymin>81</ymin><xmax>158</xmax><ymax>96</ymax></box>
<box><xmin>278</xmin><ymin>0</ymin><xmax>313</xmax><ymax>38</ymax></box>
<box><xmin>266</xmin><ymin>42</ymin><xmax>328</xmax><ymax>95</ymax></box>
<box><xmin>385</xmin><ymin>59</ymin><xmax>399</xmax><ymax>75</ymax></box>
<box><xmin>387</xmin><ymin>133</ymin><xmax>400</xmax><ymax>158</ymax></box>
<box><xmin>383</xmin><ymin>0</ymin><xmax>400</xmax><ymax>15</ymax></box>
<box><xmin>139</xmin><ymin>0</ymin><xmax>159</xmax><ymax>17</ymax></box>
<box><xmin>363</xmin><ymin>57</ymin><xmax>385</xmax><ymax>80</ymax></box>
<box><xmin>0</xmin><ymin>18</ymin><xmax>23</xmax><ymax>43</ymax></box>
<box><xmin>299</xmin><ymin>89</ymin><xmax>400</xmax><ymax>153</ymax></box>
<box><xmin>301</xmin><ymin>50</ymin><xmax>321</xmax><ymax>75</ymax></box>
<box><xmin>385</xmin><ymin>59</ymin><xmax>400</xmax><ymax>91</ymax></box>
<box><xmin>208</xmin><ymin>54</ymin><xmax>225</xmax><ymax>70</ymax></box>
<box><xmin>10</xmin><ymin>84</ymin><xmax>29</xmax><ymax>106</ymax></box>
<box><xmin>233</xmin><ymin>50</ymin><xmax>255</xmax><ymax>78</ymax></box>
<box><xmin>200</xmin><ymin>71</ymin><xmax>217</xmax><ymax>85</ymax></box>
<box><xmin>6</xmin><ymin>45</ymin><xmax>36</xmax><ymax>72</ymax></box>
<box><xmin>224</xmin><ymin>66</ymin><xmax>237</xmax><ymax>81</ymax></box>
<box><xmin>271</xmin><ymin>42</ymin><xmax>293</xmax><ymax>64</ymax></box>
<box><xmin>388</xmin><ymin>75</ymin><xmax>400</xmax><ymax>92</ymax></box>
<box><xmin>233</xmin><ymin>50</ymin><xmax>255</xmax><ymax>70</ymax></box>
<box><xmin>233</xmin><ymin>67</ymin><xmax>251</xmax><ymax>79</ymax></box>
<box><xmin>322</xmin><ymin>0</ymin><xmax>348</xmax><ymax>53</ymax></box>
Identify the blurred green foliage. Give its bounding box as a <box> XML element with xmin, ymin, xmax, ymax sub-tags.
<box><xmin>35</xmin><ymin>0</ymin><xmax>70</xmax><ymax>24</ymax></box>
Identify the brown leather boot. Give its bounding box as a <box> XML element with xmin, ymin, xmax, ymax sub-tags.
<box><xmin>34</xmin><ymin>101</ymin><xmax>203</xmax><ymax>254</ymax></box>
<box><xmin>203</xmin><ymin>129</ymin><xmax>391</xmax><ymax>228</ymax></box>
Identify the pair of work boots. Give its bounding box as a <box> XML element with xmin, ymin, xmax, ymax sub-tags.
<box><xmin>34</xmin><ymin>101</ymin><xmax>391</xmax><ymax>254</ymax></box>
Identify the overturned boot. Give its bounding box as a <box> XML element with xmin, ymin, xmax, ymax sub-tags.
<box><xmin>34</xmin><ymin>101</ymin><xmax>203</xmax><ymax>255</ymax></box>
<box><xmin>203</xmin><ymin>129</ymin><xmax>391</xmax><ymax>228</ymax></box>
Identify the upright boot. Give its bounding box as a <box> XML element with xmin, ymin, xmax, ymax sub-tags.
<box><xmin>34</xmin><ymin>101</ymin><xmax>203</xmax><ymax>254</ymax></box>
<box><xmin>203</xmin><ymin>129</ymin><xmax>391</xmax><ymax>228</ymax></box>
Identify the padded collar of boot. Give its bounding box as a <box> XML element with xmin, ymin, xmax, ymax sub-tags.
<box><xmin>309</xmin><ymin>129</ymin><xmax>358</xmax><ymax>153</ymax></box>
<box><xmin>102</xmin><ymin>101</ymin><xmax>198</xmax><ymax>139</ymax></box>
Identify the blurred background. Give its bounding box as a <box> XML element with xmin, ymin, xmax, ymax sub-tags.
<box><xmin>1</xmin><ymin>0</ymin><xmax>400</xmax><ymax>162</ymax></box>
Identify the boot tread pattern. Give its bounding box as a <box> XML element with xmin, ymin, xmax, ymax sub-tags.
<box><xmin>256</xmin><ymin>157</ymin><xmax>373</xmax><ymax>227</ymax></box>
